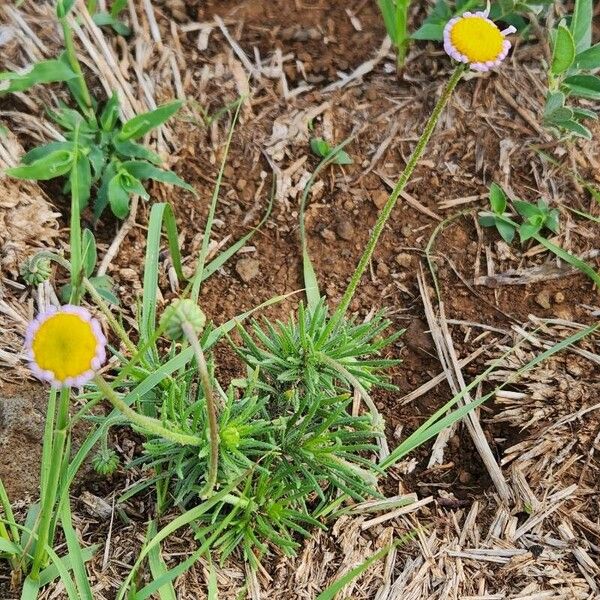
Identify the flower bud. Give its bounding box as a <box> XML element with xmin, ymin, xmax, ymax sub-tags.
<box><xmin>92</xmin><ymin>449</ymin><xmax>119</xmax><ymax>475</ymax></box>
<box><xmin>20</xmin><ymin>255</ymin><xmax>52</xmax><ymax>285</ymax></box>
<box><xmin>160</xmin><ymin>299</ymin><xmax>206</xmax><ymax>341</ymax></box>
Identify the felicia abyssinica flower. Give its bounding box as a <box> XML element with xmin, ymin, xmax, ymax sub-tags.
<box><xmin>444</xmin><ymin>7</ymin><xmax>516</xmax><ymax>72</ymax></box>
<box><xmin>25</xmin><ymin>305</ymin><xmax>106</xmax><ymax>388</ymax></box>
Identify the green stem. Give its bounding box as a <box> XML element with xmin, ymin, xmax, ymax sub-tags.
<box><xmin>94</xmin><ymin>376</ymin><xmax>202</xmax><ymax>447</ymax></box>
<box><xmin>83</xmin><ymin>277</ymin><xmax>137</xmax><ymax>355</ymax></box>
<box><xmin>29</xmin><ymin>388</ymin><xmax>71</xmax><ymax>579</ymax></box>
<box><xmin>60</xmin><ymin>17</ymin><xmax>96</xmax><ymax>123</ymax></box>
<box><xmin>68</xmin><ymin>123</ymin><xmax>83</xmax><ymax>306</ymax></box>
<box><xmin>322</xmin><ymin>65</ymin><xmax>465</xmax><ymax>340</ymax></box>
<box><xmin>182</xmin><ymin>323</ymin><xmax>219</xmax><ymax>497</ymax></box>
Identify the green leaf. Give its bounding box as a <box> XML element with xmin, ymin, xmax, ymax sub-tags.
<box><xmin>108</xmin><ymin>173</ymin><xmax>131</xmax><ymax>218</ymax></box>
<box><xmin>546</xmin><ymin>209</ymin><xmax>560</xmax><ymax>234</ymax></box>
<box><xmin>310</xmin><ymin>138</ymin><xmax>331</xmax><ymax>158</ymax></box>
<box><xmin>121</xmin><ymin>160</ymin><xmax>196</xmax><ymax>193</ymax></box>
<box><xmin>56</xmin><ymin>0</ymin><xmax>76</xmax><ymax>18</ymax></box>
<box><xmin>92</xmin><ymin>11</ymin><xmax>131</xmax><ymax>36</ymax></box>
<box><xmin>6</xmin><ymin>149</ymin><xmax>74</xmax><ymax>181</ymax></box>
<box><xmin>100</xmin><ymin>92</ymin><xmax>121</xmax><ymax>131</ymax></box>
<box><xmin>120</xmin><ymin>172</ymin><xmax>150</xmax><ymax>199</ymax></box>
<box><xmin>574</xmin><ymin>43</ymin><xmax>600</xmax><ymax>70</ymax></box>
<box><xmin>478</xmin><ymin>214</ymin><xmax>496</xmax><ymax>227</ymax></box>
<box><xmin>411</xmin><ymin>22</ymin><xmax>445</xmax><ymax>41</ymax></box>
<box><xmin>559</xmin><ymin>119</ymin><xmax>593</xmax><ymax>139</ymax></box>
<box><xmin>544</xmin><ymin>91</ymin><xmax>566</xmax><ymax>118</ymax></box>
<box><xmin>23</xmin><ymin>141</ymin><xmax>75</xmax><ymax>165</ymax></box>
<box><xmin>61</xmin><ymin>501</ymin><xmax>94</xmax><ymax>600</ymax></box>
<box><xmin>0</xmin><ymin>59</ymin><xmax>76</xmax><ymax>94</ymax></box>
<box><xmin>551</xmin><ymin>25</ymin><xmax>575</xmax><ymax>75</ymax></box>
<box><xmin>563</xmin><ymin>75</ymin><xmax>600</xmax><ymax>99</ymax></box>
<box><xmin>496</xmin><ymin>219</ymin><xmax>515</xmax><ymax>244</ymax></box>
<box><xmin>519</xmin><ymin>221</ymin><xmax>542</xmax><ymax>242</ymax></box>
<box><xmin>70</xmin><ymin>152</ymin><xmax>92</xmax><ymax>209</ymax></box>
<box><xmin>118</xmin><ymin>100</ymin><xmax>183</xmax><ymax>141</ymax></box>
<box><xmin>0</xmin><ymin>538</ymin><xmax>21</xmax><ymax>555</ymax></box>
<box><xmin>489</xmin><ymin>183</ymin><xmax>507</xmax><ymax>214</ymax></box>
<box><xmin>95</xmin><ymin>161</ymin><xmax>117</xmax><ymax>220</ymax></box>
<box><xmin>377</xmin><ymin>0</ymin><xmax>399</xmax><ymax>44</ymax></box>
<box><xmin>571</xmin><ymin>107</ymin><xmax>597</xmax><ymax>120</ymax></box>
<box><xmin>88</xmin><ymin>145</ymin><xmax>106</xmax><ymax>180</ymax></box>
<box><xmin>570</xmin><ymin>0</ymin><xmax>592</xmax><ymax>53</ymax></box>
<box><xmin>513</xmin><ymin>199</ymin><xmax>540</xmax><ymax>219</ymax></box>
<box><xmin>81</xmin><ymin>229</ymin><xmax>97</xmax><ymax>278</ymax></box>
<box><xmin>145</xmin><ymin>521</ymin><xmax>177</xmax><ymax>600</ymax></box>
<box><xmin>111</xmin><ymin>0</ymin><xmax>128</xmax><ymax>17</ymax></box>
<box><xmin>88</xmin><ymin>275</ymin><xmax>119</xmax><ymax>305</ymax></box>
<box><xmin>112</xmin><ymin>137</ymin><xmax>163</xmax><ymax>164</ymax></box>
<box><xmin>546</xmin><ymin>107</ymin><xmax>574</xmax><ymax>123</ymax></box>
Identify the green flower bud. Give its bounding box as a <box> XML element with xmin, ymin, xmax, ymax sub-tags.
<box><xmin>221</xmin><ymin>424</ymin><xmax>240</xmax><ymax>450</ymax></box>
<box><xmin>160</xmin><ymin>299</ymin><xmax>206</xmax><ymax>341</ymax></box>
<box><xmin>92</xmin><ymin>449</ymin><xmax>119</xmax><ymax>475</ymax></box>
<box><xmin>20</xmin><ymin>255</ymin><xmax>52</xmax><ymax>285</ymax></box>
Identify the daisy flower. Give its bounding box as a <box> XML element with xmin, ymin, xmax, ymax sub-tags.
<box><xmin>444</xmin><ymin>7</ymin><xmax>517</xmax><ymax>72</ymax></box>
<box><xmin>25</xmin><ymin>305</ymin><xmax>106</xmax><ymax>388</ymax></box>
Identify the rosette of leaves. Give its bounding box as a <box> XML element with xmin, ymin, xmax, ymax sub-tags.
<box><xmin>543</xmin><ymin>0</ymin><xmax>598</xmax><ymax>139</ymax></box>
<box><xmin>6</xmin><ymin>94</ymin><xmax>194</xmax><ymax>219</ymax></box>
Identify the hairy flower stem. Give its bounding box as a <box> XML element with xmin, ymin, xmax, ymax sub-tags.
<box><xmin>182</xmin><ymin>322</ymin><xmax>220</xmax><ymax>497</ymax></box>
<box><xmin>94</xmin><ymin>376</ymin><xmax>202</xmax><ymax>447</ymax></box>
<box><xmin>322</xmin><ymin>65</ymin><xmax>465</xmax><ymax>340</ymax></box>
<box><xmin>29</xmin><ymin>387</ymin><xmax>70</xmax><ymax>579</ymax></box>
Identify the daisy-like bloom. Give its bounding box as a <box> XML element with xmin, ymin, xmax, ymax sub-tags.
<box><xmin>25</xmin><ymin>305</ymin><xmax>106</xmax><ymax>388</ymax></box>
<box><xmin>444</xmin><ymin>7</ymin><xmax>517</xmax><ymax>72</ymax></box>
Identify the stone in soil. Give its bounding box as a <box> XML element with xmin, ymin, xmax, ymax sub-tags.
<box><xmin>235</xmin><ymin>257</ymin><xmax>260</xmax><ymax>283</ymax></box>
<box><xmin>336</xmin><ymin>219</ymin><xmax>354</xmax><ymax>241</ymax></box>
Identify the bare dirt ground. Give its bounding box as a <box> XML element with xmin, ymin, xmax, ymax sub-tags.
<box><xmin>0</xmin><ymin>1</ymin><xmax>599</xmax><ymax>598</ymax></box>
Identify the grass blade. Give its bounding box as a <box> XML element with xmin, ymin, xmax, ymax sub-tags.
<box><xmin>146</xmin><ymin>520</ymin><xmax>177</xmax><ymax>600</ymax></box>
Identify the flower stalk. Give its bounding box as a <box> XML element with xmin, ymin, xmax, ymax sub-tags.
<box><xmin>182</xmin><ymin>322</ymin><xmax>220</xmax><ymax>497</ymax></box>
<box><xmin>94</xmin><ymin>376</ymin><xmax>202</xmax><ymax>447</ymax></box>
<box><xmin>323</xmin><ymin>64</ymin><xmax>465</xmax><ymax>339</ymax></box>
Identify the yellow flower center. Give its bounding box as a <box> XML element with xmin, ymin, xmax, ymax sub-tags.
<box><xmin>450</xmin><ymin>16</ymin><xmax>504</xmax><ymax>63</ymax></box>
<box><xmin>32</xmin><ymin>313</ymin><xmax>98</xmax><ymax>381</ymax></box>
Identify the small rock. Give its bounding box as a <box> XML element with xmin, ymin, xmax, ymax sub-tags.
<box><xmin>459</xmin><ymin>470</ymin><xmax>472</xmax><ymax>484</ymax></box>
<box><xmin>376</xmin><ymin>261</ymin><xmax>389</xmax><ymax>278</ymax></box>
<box><xmin>236</xmin><ymin>178</ymin><xmax>247</xmax><ymax>191</ymax></box>
<box><xmin>321</xmin><ymin>228</ymin><xmax>336</xmax><ymax>242</ymax></box>
<box><xmin>554</xmin><ymin>292</ymin><xmax>565</xmax><ymax>304</ymax></box>
<box><xmin>336</xmin><ymin>219</ymin><xmax>354</xmax><ymax>241</ymax></box>
<box><xmin>235</xmin><ymin>258</ymin><xmax>259</xmax><ymax>283</ymax></box>
<box><xmin>404</xmin><ymin>318</ymin><xmax>435</xmax><ymax>356</ymax></box>
<box><xmin>372</xmin><ymin>190</ymin><xmax>388</xmax><ymax>209</ymax></box>
<box><xmin>535</xmin><ymin>290</ymin><xmax>551</xmax><ymax>310</ymax></box>
<box><xmin>401</xmin><ymin>225</ymin><xmax>412</xmax><ymax>238</ymax></box>
<box><xmin>395</xmin><ymin>253</ymin><xmax>413</xmax><ymax>269</ymax></box>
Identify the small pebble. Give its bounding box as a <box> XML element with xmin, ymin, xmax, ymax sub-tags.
<box><xmin>336</xmin><ymin>220</ymin><xmax>354</xmax><ymax>241</ymax></box>
<box><xmin>372</xmin><ymin>190</ymin><xmax>388</xmax><ymax>209</ymax></box>
<box><xmin>535</xmin><ymin>290</ymin><xmax>551</xmax><ymax>310</ymax></box>
<box><xmin>321</xmin><ymin>228</ymin><xmax>336</xmax><ymax>242</ymax></box>
<box><xmin>235</xmin><ymin>258</ymin><xmax>259</xmax><ymax>283</ymax></box>
<box><xmin>395</xmin><ymin>253</ymin><xmax>413</xmax><ymax>269</ymax></box>
<box><xmin>554</xmin><ymin>292</ymin><xmax>565</xmax><ymax>304</ymax></box>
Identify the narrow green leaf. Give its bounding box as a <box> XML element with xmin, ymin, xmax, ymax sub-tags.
<box><xmin>513</xmin><ymin>200</ymin><xmax>540</xmax><ymax>219</ymax></box>
<box><xmin>61</xmin><ymin>502</ymin><xmax>94</xmax><ymax>600</ymax></box>
<box><xmin>118</xmin><ymin>100</ymin><xmax>183</xmax><ymax>141</ymax></box>
<box><xmin>0</xmin><ymin>59</ymin><xmax>76</xmax><ymax>94</ymax></box>
<box><xmin>23</xmin><ymin>141</ymin><xmax>75</xmax><ymax>165</ymax></box>
<box><xmin>81</xmin><ymin>229</ymin><xmax>97</xmax><ymax>278</ymax></box>
<box><xmin>6</xmin><ymin>149</ymin><xmax>74</xmax><ymax>181</ymax></box>
<box><xmin>551</xmin><ymin>25</ymin><xmax>575</xmax><ymax>75</ymax></box>
<box><xmin>70</xmin><ymin>152</ymin><xmax>92</xmax><ymax>209</ymax></box>
<box><xmin>0</xmin><ymin>538</ymin><xmax>21</xmax><ymax>554</ymax></box>
<box><xmin>534</xmin><ymin>234</ymin><xmax>600</xmax><ymax>287</ymax></box>
<box><xmin>100</xmin><ymin>92</ymin><xmax>121</xmax><ymax>131</ymax></box>
<box><xmin>121</xmin><ymin>160</ymin><xmax>196</xmax><ymax>194</ymax></box>
<box><xmin>112</xmin><ymin>138</ymin><xmax>162</xmax><ymax>164</ymax></box>
<box><xmin>145</xmin><ymin>521</ymin><xmax>177</xmax><ymax>600</ymax></box>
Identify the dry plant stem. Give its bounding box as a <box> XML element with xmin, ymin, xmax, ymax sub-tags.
<box><xmin>323</xmin><ymin>64</ymin><xmax>465</xmax><ymax>338</ymax></box>
<box><xmin>94</xmin><ymin>375</ymin><xmax>201</xmax><ymax>446</ymax></box>
<box><xmin>182</xmin><ymin>322</ymin><xmax>219</xmax><ymax>497</ymax></box>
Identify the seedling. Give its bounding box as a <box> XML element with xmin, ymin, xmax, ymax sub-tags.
<box><xmin>310</xmin><ymin>137</ymin><xmax>353</xmax><ymax>165</ymax></box>
<box><xmin>479</xmin><ymin>183</ymin><xmax>600</xmax><ymax>287</ymax></box>
<box><xmin>377</xmin><ymin>0</ymin><xmax>412</xmax><ymax>66</ymax></box>
<box><xmin>544</xmin><ymin>0</ymin><xmax>598</xmax><ymax>139</ymax></box>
